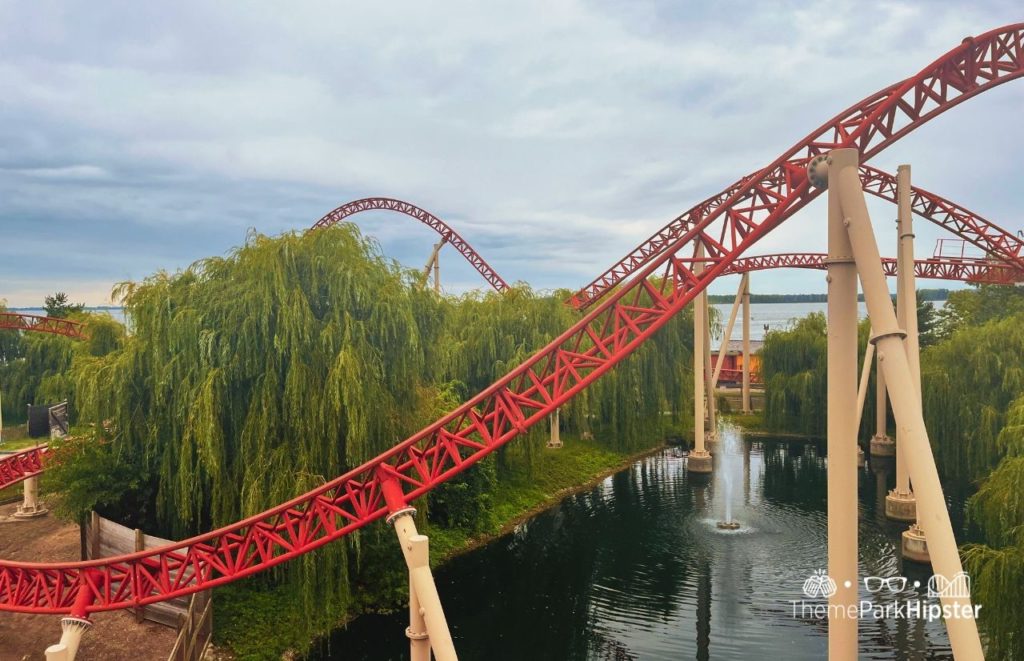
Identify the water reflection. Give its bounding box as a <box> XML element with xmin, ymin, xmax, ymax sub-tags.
<box><xmin>312</xmin><ymin>427</ymin><xmax>959</xmax><ymax>660</ymax></box>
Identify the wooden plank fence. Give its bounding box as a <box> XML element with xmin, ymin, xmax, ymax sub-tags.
<box><xmin>82</xmin><ymin>512</ymin><xmax>212</xmax><ymax>659</ymax></box>
<box><xmin>168</xmin><ymin>592</ymin><xmax>213</xmax><ymax>661</ymax></box>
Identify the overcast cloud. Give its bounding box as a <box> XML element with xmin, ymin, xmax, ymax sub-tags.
<box><xmin>1</xmin><ymin>0</ymin><xmax>1022</xmax><ymax>306</ymax></box>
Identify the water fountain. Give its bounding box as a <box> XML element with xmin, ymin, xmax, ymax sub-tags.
<box><xmin>716</xmin><ymin>426</ymin><xmax>741</xmax><ymax>530</ymax></box>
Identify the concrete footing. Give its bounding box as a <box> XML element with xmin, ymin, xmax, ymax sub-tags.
<box><xmin>885</xmin><ymin>490</ymin><xmax>917</xmax><ymax>522</ymax></box>
<box><xmin>901</xmin><ymin>524</ymin><xmax>930</xmax><ymax>564</ymax></box>
<box><xmin>869</xmin><ymin>434</ymin><xmax>895</xmax><ymax>457</ymax></box>
<box><xmin>13</xmin><ymin>476</ymin><xmax>48</xmax><ymax>519</ymax></box>
<box><xmin>688</xmin><ymin>450</ymin><xmax>713</xmax><ymax>473</ymax></box>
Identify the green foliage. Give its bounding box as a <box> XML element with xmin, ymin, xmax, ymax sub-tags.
<box><xmin>44</xmin><ymin>292</ymin><xmax>86</xmax><ymax>318</ymax></box>
<box><xmin>761</xmin><ymin>313</ymin><xmax>832</xmax><ymax>436</ymax></box>
<box><xmin>45</xmin><ymin>434</ymin><xmax>153</xmax><ymax>524</ymax></box>
<box><xmin>935</xmin><ymin>284</ymin><xmax>1024</xmax><ymax>341</ymax></box>
<box><xmin>917</xmin><ymin>299</ymin><xmax>940</xmax><ymax>348</ymax></box>
<box><xmin>922</xmin><ymin>313</ymin><xmax>1024</xmax><ymax>484</ymax></box>
<box><xmin>41</xmin><ymin>225</ymin><xmax>699</xmax><ymax>657</ymax></box>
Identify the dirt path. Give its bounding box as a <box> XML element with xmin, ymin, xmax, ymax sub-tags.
<box><xmin>0</xmin><ymin>500</ymin><xmax>177</xmax><ymax>660</ymax></box>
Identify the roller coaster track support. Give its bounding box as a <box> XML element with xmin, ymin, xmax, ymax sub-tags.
<box><xmin>823</xmin><ymin>147</ymin><xmax>983</xmax><ymax>660</ymax></box>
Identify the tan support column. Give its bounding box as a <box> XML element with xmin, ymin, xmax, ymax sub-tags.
<box><xmin>547</xmin><ymin>408</ymin><xmax>562</xmax><ymax>449</ymax></box>
<box><xmin>869</xmin><ymin>353</ymin><xmax>895</xmax><ymax>457</ymax></box>
<box><xmin>833</xmin><ymin>147</ymin><xmax>983</xmax><ymax>661</ymax></box>
<box><xmin>689</xmin><ymin>241</ymin><xmax>712</xmax><ymax>473</ymax></box>
<box><xmin>433</xmin><ymin>250</ymin><xmax>441</xmax><ymax>296</ymax></box>
<box><xmin>703</xmin><ymin>291</ymin><xmax>717</xmax><ymax>442</ymax></box>
<box><xmin>712</xmin><ymin>275</ymin><xmax>745</xmax><ymax>388</ymax></box>
<box><xmin>388</xmin><ymin>509</ymin><xmax>457</xmax><ymax>660</ymax></box>
<box><xmin>741</xmin><ymin>274</ymin><xmax>752</xmax><ymax>414</ymax></box>
<box><xmin>423</xmin><ymin>239</ymin><xmax>444</xmax><ymax>295</ymax></box>
<box><xmin>855</xmin><ymin>340</ymin><xmax>875</xmax><ymax>468</ymax></box>
<box><xmin>887</xmin><ymin>162</ymin><xmax>917</xmax><ymax>523</ymax></box>
<box><xmin>379</xmin><ymin>477</ymin><xmax>457</xmax><ymax>661</ymax></box>
<box><xmin>407</xmin><ymin>540</ymin><xmax>431</xmax><ymax>661</ymax></box>
<box><xmin>44</xmin><ymin>617</ymin><xmax>92</xmax><ymax>661</ymax></box>
<box><xmin>816</xmin><ymin>150</ymin><xmax>859</xmax><ymax>660</ymax></box>
<box><xmin>14</xmin><ymin>474</ymin><xmax>48</xmax><ymax>519</ymax></box>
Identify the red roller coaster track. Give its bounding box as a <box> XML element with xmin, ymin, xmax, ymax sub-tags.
<box><xmin>722</xmin><ymin>253</ymin><xmax>1023</xmax><ymax>284</ymax></box>
<box><xmin>1</xmin><ymin>24</ymin><xmax>1021</xmax><ymax>618</ymax></box>
<box><xmin>570</xmin><ymin>154</ymin><xmax>1024</xmax><ymax>312</ymax></box>
<box><xmin>0</xmin><ymin>251</ymin><xmax>1012</xmax><ymax>492</ymax></box>
<box><xmin>311</xmin><ymin>197</ymin><xmax>510</xmax><ymax>293</ymax></box>
<box><xmin>0</xmin><ymin>446</ymin><xmax>46</xmax><ymax>489</ymax></box>
<box><xmin>0</xmin><ymin>313</ymin><xmax>88</xmax><ymax>341</ymax></box>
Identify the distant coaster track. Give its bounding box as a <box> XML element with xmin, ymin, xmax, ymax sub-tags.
<box><xmin>1</xmin><ymin>24</ymin><xmax>1021</xmax><ymax>618</ymax></box>
<box><xmin>312</xmin><ymin>197</ymin><xmax>510</xmax><ymax>293</ymax></box>
<box><xmin>0</xmin><ymin>313</ymin><xmax>88</xmax><ymax>341</ymax></box>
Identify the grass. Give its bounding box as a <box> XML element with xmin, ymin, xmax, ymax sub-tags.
<box><xmin>0</xmin><ymin>424</ymin><xmax>40</xmax><ymax>452</ymax></box>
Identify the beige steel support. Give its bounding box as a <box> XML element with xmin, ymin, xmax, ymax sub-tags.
<box><xmin>855</xmin><ymin>340</ymin><xmax>876</xmax><ymax>469</ymax></box>
<box><xmin>832</xmin><ymin>147</ymin><xmax>983</xmax><ymax>660</ymax></box>
<box><xmin>711</xmin><ymin>275</ymin><xmax>745</xmax><ymax>388</ymax></box>
<box><xmin>855</xmin><ymin>341</ymin><xmax>875</xmax><ymax>432</ymax></box>
<box><xmin>887</xmin><ymin>163</ymin><xmax>918</xmax><ymax>523</ymax></box>
<box><xmin>823</xmin><ymin>150</ymin><xmax>859</xmax><ymax>661</ymax></box>
<box><xmin>689</xmin><ymin>242</ymin><xmax>712</xmax><ymax>473</ymax></box>
<box><xmin>422</xmin><ymin>239</ymin><xmax>444</xmax><ymax>295</ymax></box>
<box><xmin>44</xmin><ymin>617</ymin><xmax>92</xmax><ymax>661</ymax></box>
<box><xmin>14</xmin><ymin>474</ymin><xmax>48</xmax><ymax>519</ymax></box>
<box><xmin>388</xmin><ymin>509</ymin><xmax>457</xmax><ymax>661</ymax></box>
<box><xmin>869</xmin><ymin>352</ymin><xmax>895</xmax><ymax>457</ymax></box>
<box><xmin>703</xmin><ymin>291</ymin><xmax>717</xmax><ymax>442</ymax></box>
<box><xmin>408</xmin><ymin>549</ymin><xmax>430</xmax><ymax>661</ymax></box>
<box><xmin>547</xmin><ymin>408</ymin><xmax>562</xmax><ymax>449</ymax></box>
<box><xmin>741</xmin><ymin>274</ymin><xmax>752</xmax><ymax>414</ymax></box>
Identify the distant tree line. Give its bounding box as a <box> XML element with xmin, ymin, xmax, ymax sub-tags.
<box><xmin>708</xmin><ymin>288</ymin><xmax>950</xmax><ymax>304</ymax></box>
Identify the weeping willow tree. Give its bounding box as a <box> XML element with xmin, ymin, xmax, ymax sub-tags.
<box><xmin>0</xmin><ymin>309</ymin><xmax>123</xmax><ymax>425</ymax></box>
<box><xmin>962</xmin><ymin>394</ymin><xmax>1024</xmax><ymax>659</ymax></box>
<box><xmin>45</xmin><ymin>225</ymin><xmax>705</xmax><ymax>654</ymax></box>
<box><xmin>760</xmin><ymin>313</ymin><xmax>870</xmax><ymax>437</ymax></box>
<box><xmin>922</xmin><ymin>312</ymin><xmax>1024</xmax><ymax>484</ymax></box>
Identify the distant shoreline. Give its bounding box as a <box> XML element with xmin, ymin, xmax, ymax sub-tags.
<box><xmin>708</xmin><ymin>288</ymin><xmax>950</xmax><ymax>304</ymax></box>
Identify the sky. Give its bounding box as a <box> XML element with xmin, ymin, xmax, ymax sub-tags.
<box><xmin>1</xmin><ymin>1</ymin><xmax>1022</xmax><ymax>307</ymax></box>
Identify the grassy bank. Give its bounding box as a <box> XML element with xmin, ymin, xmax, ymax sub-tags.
<box><xmin>214</xmin><ymin>435</ymin><xmax>665</xmax><ymax>659</ymax></box>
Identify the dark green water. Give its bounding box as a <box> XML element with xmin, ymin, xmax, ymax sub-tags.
<box><xmin>312</xmin><ymin>425</ymin><xmax>963</xmax><ymax>659</ymax></box>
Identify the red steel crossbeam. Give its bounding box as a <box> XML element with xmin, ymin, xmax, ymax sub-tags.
<box><xmin>0</xmin><ymin>446</ymin><xmax>47</xmax><ymax>491</ymax></box>
<box><xmin>311</xmin><ymin>198</ymin><xmax>510</xmax><ymax>293</ymax></box>
<box><xmin>721</xmin><ymin>253</ymin><xmax>1024</xmax><ymax>284</ymax></box>
<box><xmin>0</xmin><ymin>313</ymin><xmax>88</xmax><ymax>341</ymax></box>
<box><xmin>0</xmin><ymin>24</ymin><xmax>1021</xmax><ymax>616</ymax></box>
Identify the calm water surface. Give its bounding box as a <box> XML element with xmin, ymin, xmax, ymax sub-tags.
<box><xmin>313</xmin><ymin>426</ymin><xmax>962</xmax><ymax>660</ymax></box>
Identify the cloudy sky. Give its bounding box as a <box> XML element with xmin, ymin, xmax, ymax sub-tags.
<box><xmin>1</xmin><ymin>1</ymin><xmax>1021</xmax><ymax>307</ymax></box>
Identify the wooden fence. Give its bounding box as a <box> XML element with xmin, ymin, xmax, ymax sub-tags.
<box><xmin>82</xmin><ymin>512</ymin><xmax>213</xmax><ymax>659</ymax></box>
<box><xmin>168</xmin><ymin>592</ymin><xmax>213</xmax><ymax>661</ymax></box>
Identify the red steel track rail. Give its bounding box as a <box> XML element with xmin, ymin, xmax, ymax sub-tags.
<box><xmin>722</xmin><ymin>253</ymin><xmax>1024</xmax><ymax>284</ymax></box>
<box><xmin>0</xmin><ymin>446</ymin><xmax>47</xmax><ymax>491</ymax></box>
<box><xmin>311</xmin><ymin>198</ymin><xmax>510</xmax><ymax>293</ymax></box>
<box><xmin>1</xmin><ymin>24</ymin><xmax>1021</xmax><ymax>617</ymax></box>
<box><xmin>570</xmin><ymin>141</ymin><xmax>1024</xmax><ymax>311</ymax></box>
<box><xmin>0</xmin><ymin>313</ymin><xmax>88</xmax><ymax>341</ymax></box>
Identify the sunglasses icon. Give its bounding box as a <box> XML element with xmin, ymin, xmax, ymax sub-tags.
<box><xmin>863</xmin><ymin>576</ymin><xmax>907</xmax><ymax>593</ymax></box>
